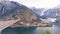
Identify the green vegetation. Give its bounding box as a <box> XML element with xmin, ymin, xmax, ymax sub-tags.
<box><xmin>42</xmin><ymin>29</ymin><xmax>51</xmax><ymax>34</ymax></box>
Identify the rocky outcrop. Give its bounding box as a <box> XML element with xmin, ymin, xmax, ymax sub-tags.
<box><xmin>0</xmin><ymin>1</ymin><xmax>39</xmax><ymax>27</ymax></box>
<box><xmin>0</xmin><ymin>1</ymin><xmax>37</xmax><ymax>21</ymax></box>
<box><xmin>0</xmin><ymin>1</ymin><xmax>52</xmax><ymax>28</ymax></box>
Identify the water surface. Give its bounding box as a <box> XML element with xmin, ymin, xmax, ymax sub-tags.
<box><xmin>2</xmin><ymin>22</ymin><xmax>60</xmax><ymax>34</ymax></box>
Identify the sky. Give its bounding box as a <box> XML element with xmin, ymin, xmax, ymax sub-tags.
<box><xmin>10</xmin><ymin>0</ymin><xmax>60</xmax><ymax>8</ymax></box>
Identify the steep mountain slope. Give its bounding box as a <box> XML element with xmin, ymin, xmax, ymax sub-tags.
<box><xmin>0</xmin><ymin>1</ymin><xmax>20</xmax><ymax>17</ymax></box>
<box><xmin>0</xmin><ymin>1</ymin><xmax>37</xmax><ymax>21</ymax></box>
<box><xmin>0</xmin><ymin>1</ymin><xmax>41</xmax><ymax>27</ymax></box>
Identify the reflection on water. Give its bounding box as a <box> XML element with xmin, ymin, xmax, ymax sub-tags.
<box><xmin>2</xmin><ymin>22</ymin><xmax>60</xmax><ymax>34</ymax></box>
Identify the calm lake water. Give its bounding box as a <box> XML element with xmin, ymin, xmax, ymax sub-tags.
<box><xmin>1</xmin><ymin>22</ymin><xmax>60</xmax><ymax>34</ymax></box>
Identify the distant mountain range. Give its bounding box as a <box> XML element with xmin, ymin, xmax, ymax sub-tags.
<box><xmin>1</xmin><ymin>1</ymin><xmax>60</xmax><ymax>28</ymax></box>
<box><xmin>30</xmin><ymin>7</ymin><xmax>44</xmax><ymax>18</ymax></box>
<box><xmin>1</xmin><ymin>1</ymin><xmax>60</xmax><ymax>20</ymax></box>
<box><xmin>30</xmin><ymin>6</ymin><xmax>60</xmax><ymax>18</ymax></box>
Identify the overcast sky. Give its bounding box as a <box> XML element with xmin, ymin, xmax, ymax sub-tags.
<box><xmin>10</xmin><ymin>0</ymin><xmax>60</xmax><ymax>8</ymax></box>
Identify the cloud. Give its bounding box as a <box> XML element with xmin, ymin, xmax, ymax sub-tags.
<box><xmin>10</xmin><ymin>0</ymin><xmax>60</xmax><ymax>8</ymax></box>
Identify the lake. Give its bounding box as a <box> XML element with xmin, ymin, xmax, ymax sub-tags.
<box><xmin>1</xmin><ymin>22</ymin><xmax>60</xmax><ymax>34</ymax></box>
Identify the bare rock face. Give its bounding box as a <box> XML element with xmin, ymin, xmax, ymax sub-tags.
<box><xmin>0</xmin><ymin>1</ymin><xmax>37</xmax><ymax>20</ymax></box>
<box><xmin>9</xmin><ymin>2</ymin><xmax>38</xmax><ymax>28</ymax></box>
<box><xmin>0</xmin><ymin>1</ymin><xmax>38</xmax><ymax>28</ymax></box>
<box><xmin>0</xmin><ymin>1</ymin><xmax>52</xmax><ymax>28</ymax></box>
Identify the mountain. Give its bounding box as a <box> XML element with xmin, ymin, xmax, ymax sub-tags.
<box><xmin>0</xmin><ymin>1</ymin><xmax>43</xmax><ymax>27</ymax></box>
<box><xmin>0</xmin><ymin>1</ymin><xmax>37</xmax><ymax>21</ymax></box>
<box><xmin>30</xmin><ymin>7</ymin><xmax>44</xmax><ymax>18</ymax></box>
<box><xmin>0</xmin><ymin>1</ymin><xmax>20</xmax><ymax>17</ymax></box>
<box><xmin>30</xmin><ymin>6</ymin><xmax>60</xmax><ymax>18</ymax></box>
<box><xmin>43</xmin><ymin>8</ymin><xmax>60</xmax><ymax>18</ymax></box>
<box><xmin>0</xmin><ymin>1</ymin><xmax>53</xmax><ymax>28</ymax></box>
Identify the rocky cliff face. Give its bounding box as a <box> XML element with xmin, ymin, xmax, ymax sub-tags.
<box><xmin>0</xmin><ymin>1</ymin><xmax>37</xmax><ymax>20</ymax></box>
<box><xmin>14</xmin><ymin>6</ymin><xmax>37</xmax><ymax>22</ymax></box>
<box><xmin>0</xmin><ymin>1</ymin><xmax>38</xmax><ymax>28</ymax></box>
